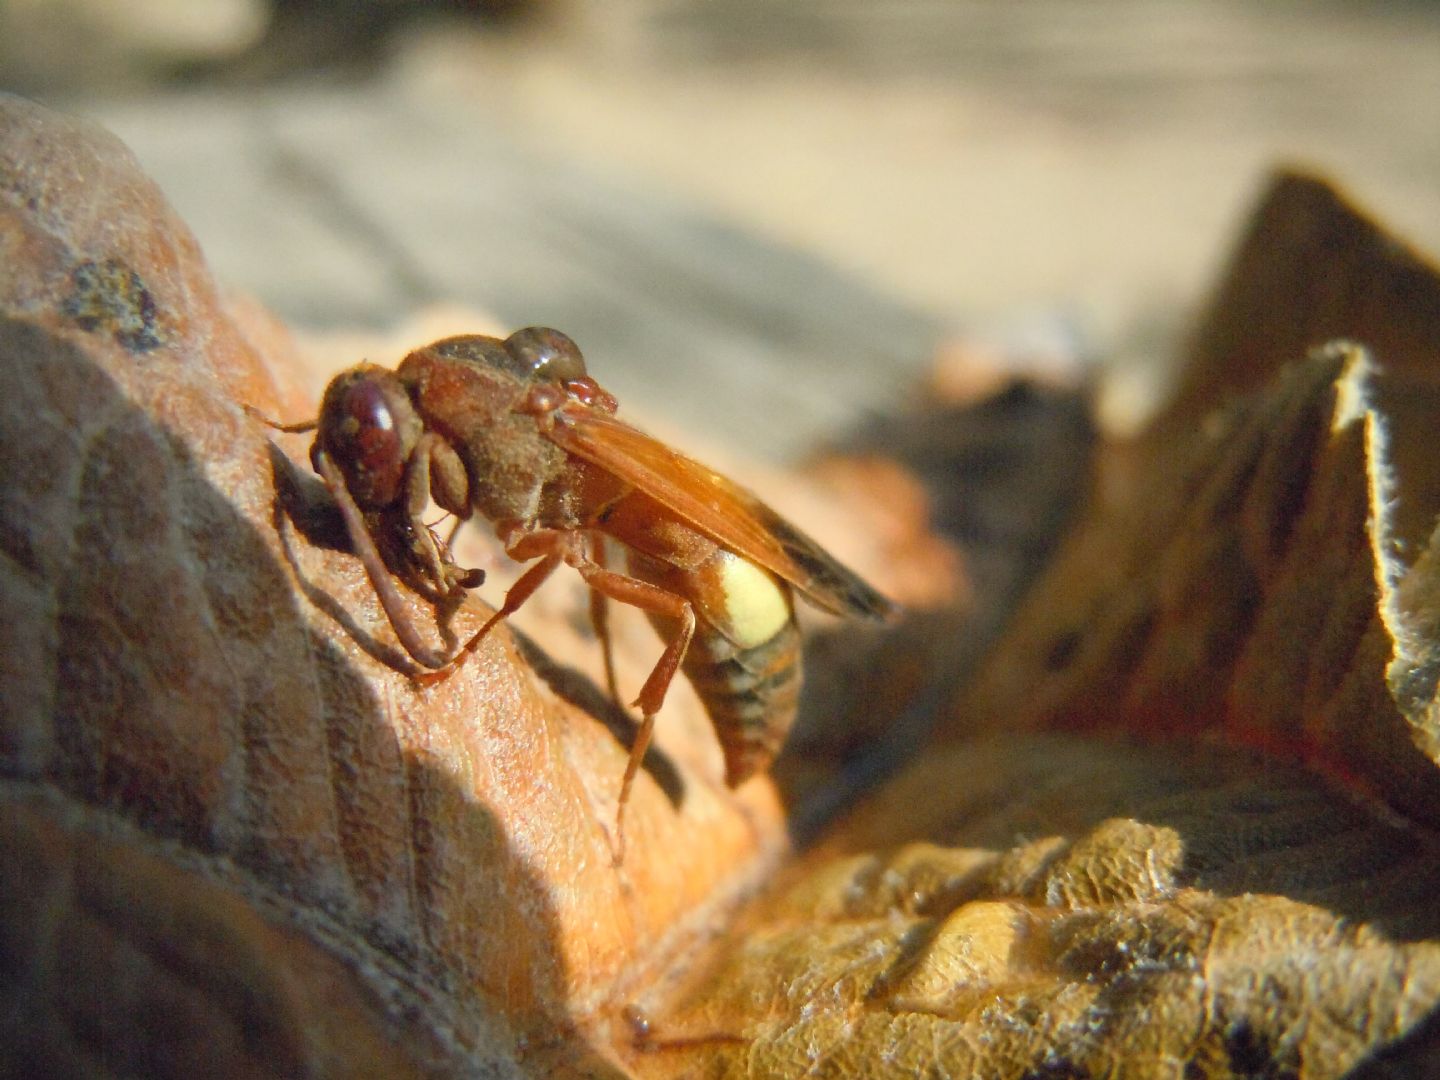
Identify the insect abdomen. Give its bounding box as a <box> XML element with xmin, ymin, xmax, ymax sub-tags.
<box><xmin>615</xmin><ymin>520</ymin><xmax>805</xmax><ymax>787</ymax></box>
<box><xmin>681</xmin><ymin>617</ymin><xmax>802</xmax><ymax>787</ymax></box>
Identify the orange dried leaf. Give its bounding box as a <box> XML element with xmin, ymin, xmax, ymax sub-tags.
<box><xmin>0</xmin><ymin>93</ymin><xmax>791</xmax><ymax>1076</ymax></box>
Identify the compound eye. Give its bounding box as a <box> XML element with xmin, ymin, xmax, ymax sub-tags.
<box><xmin>316</xmin><ymin>368</ymin><xmax>417</xmax><ymax>509</ymax></box>
<box><xmin>504</xmin><ymin>326</ymin><xmax>587</xmax><ymax>383</ymax></box>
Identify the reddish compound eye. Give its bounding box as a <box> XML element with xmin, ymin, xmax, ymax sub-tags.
<box><xmin>314</xmin><ymin>366</ymin><xmax>419</xmax><ymax>509</ymax></box>
<box><xmin>343</xmin><ymin>381</ymin><xmax>404</xmax><ymax>501</ymax></box>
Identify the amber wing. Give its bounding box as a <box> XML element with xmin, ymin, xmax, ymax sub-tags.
<box><xmin>548</xmin><ymin>405</ymin><xmax>896</xmax><ymax>621</ymax></box>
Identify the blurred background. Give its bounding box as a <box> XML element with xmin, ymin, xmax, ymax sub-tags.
<box><xmin>3</xmin><ymin>0</ymin><xmax>1439</xmax><ymax>454</ymax></box>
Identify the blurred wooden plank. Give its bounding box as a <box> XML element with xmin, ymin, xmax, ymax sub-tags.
<box><xmin>96</xmin><ymin>87</ymin><xmax>943</xmax><ymax>459</ymax></box>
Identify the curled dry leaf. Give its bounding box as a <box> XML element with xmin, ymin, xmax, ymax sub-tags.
<box><xmin>951</xmin><ymin>173</ymin><xmax>1440</xmax><ymax>825</ymax></box>
<box><xmin>610</xmin><ymin>175</ymin><xmax>1440</xmax><ymax>1077</ymax></box>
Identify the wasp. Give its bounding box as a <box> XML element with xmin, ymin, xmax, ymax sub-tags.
<box><xmin>264</xmin><ymin>328</ymin><xmax>895</xmax><ymax>856</ymax></box>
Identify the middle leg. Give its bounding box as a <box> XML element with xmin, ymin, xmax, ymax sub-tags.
<box><xmin>568</xmin><ymin>553</ymin><xmax>696</xmax><ymax>865</ymax></box>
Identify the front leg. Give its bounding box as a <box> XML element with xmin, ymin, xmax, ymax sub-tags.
<box><xmin>403</xmin><ymin>432</ymin><xmax>482</xmax><ymax>598</ymax></box>
<box><xmin>257</xmin><ymin>412</ymin><xmax>477</xmax><ymax>670</ymax></box>
<box><xmin>316</xmin><ymin>451</ymin><xmax>453</xmax><ymax>670</ymax></box>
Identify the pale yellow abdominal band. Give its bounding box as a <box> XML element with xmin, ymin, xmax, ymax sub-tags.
<box><xmin>715</xmin><ymin>552</ymin><xmax>791</xmax><ymax>648</ymax></box>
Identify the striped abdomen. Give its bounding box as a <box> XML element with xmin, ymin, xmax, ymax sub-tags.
<box><xmin>619</xmin><ymin>529</ymin><xmax>803</xmax><ymax>787</ymax></box>
<box><xmin>682</xmin><ymin>615</ymin><xmax>801</xmax><ymax>787</ymax></box>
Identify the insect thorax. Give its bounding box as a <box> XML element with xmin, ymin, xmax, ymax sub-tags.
<box><xmin>459</xmin><ymin>417</ymin><xmax>568</xmax><ymax>524</ymax></box>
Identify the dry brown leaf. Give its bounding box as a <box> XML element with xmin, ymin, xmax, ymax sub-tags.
<box><xmin>1163</xmin><ymin>170</ymin><xmax>1440</xmax><ymax>431</ymax></box>
<box><xmin>622</xmin><ymin>736</ymin><xmax>1440</xmax><ymax>1078</ymax></box>
<box><xmin>0</xmin><ymin>93</ymin><xmax>802</xmax><ymax>1076</ymax></box>
<box><xmin>609</xmin><ymin>174</ymin><xmax>1440</xmax><ymax>1076</ymax></box>
<box><xmin>948</xmin><ymin>172</ymin><xmax>1440</xmax><ymax>826</ymax></box>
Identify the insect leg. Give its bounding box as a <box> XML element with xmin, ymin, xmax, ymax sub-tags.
<box><xmin>444</xmin><ymin>514</ymin><xmax>465</xmax><ymax>554</ymax></box>
<box><xmin>403</xmin><ymin>432</ymin><xmax>483</xmax><ymax>596</ymax></box>
<box><xmin>408</xmin><ymin>521</ymin><xmax>581</xmax><ymax>685</ymax></box>
<box><xmin>402</xmin><ymin>433</ymin><xmax>452</xmax><ymax>592</ymax></box>
<box><xmin>567</xmin><ymin>558</ymin><xmax>695</xmax><ymax>865</ymax></box>
<box><xmin>413</xmin><ymin>547</ymin><xmax>565</xmax><ymax>687</ymax></box>
<box><xmin>588</xmin><ymin>543</ymin><xmax>622</xmax><ymax>708</ymax></box>
<box><xmin>427</xmin><ymin>526</ymin><xmax>697</xmax><ymax>862</ymax></box>
<box><xmin>418</xmin><ymin>526</ymin><xmax>608</xmax><ymax>687</ymax></box>
<box><xmin>315</xmin><ymin>451</ymin><xmax>452</xmax><ymax>670</ymax></box>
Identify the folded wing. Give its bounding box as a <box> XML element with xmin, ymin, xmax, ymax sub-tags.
<box><xmin>549</xmin><ymin>406</ymin><xmax>896</xmax><ymax>621</ymax></box>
